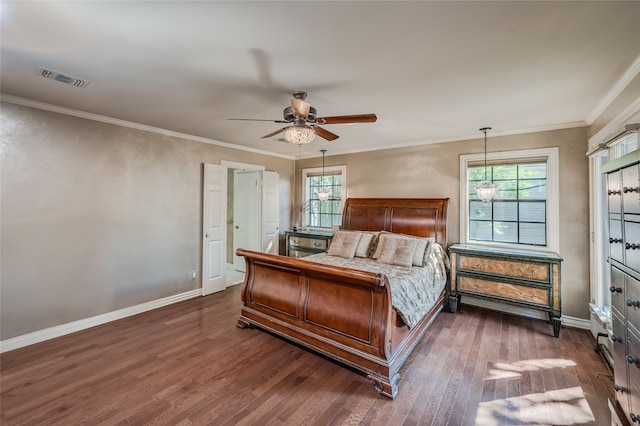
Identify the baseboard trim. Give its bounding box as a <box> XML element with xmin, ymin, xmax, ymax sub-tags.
<box><xmin>460</xmin><ymin>297</ymin><xmax>590</xmax><ymax>330</ymax></box>
<box><xmin>0</xmin><ymin>289</ymin><xmax>202</xmax><ymax>353</ymax></box>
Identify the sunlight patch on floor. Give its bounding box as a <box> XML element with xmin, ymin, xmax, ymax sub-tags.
<box><xmin>475</xmin><ymin>386</ymin><xmax>594</xmax><ymax>425</ymax></box>
<box><xmin>486</xmin><ymin>358</ymin><xmax>577</xmax><ymax>380</ymax></box>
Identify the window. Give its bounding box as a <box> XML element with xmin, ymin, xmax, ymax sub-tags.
<box><xmin>469</xmin><ymin>162</ymin><xmax>547</xmax><ymax>245</ymax></box>
<box><xmin>301</xmin><ymin>165</ymin><xmax>347</xmax><ymax>230</ymax></box>
<box><xmin>460</xmin><ymin>148</ymin><xmax>559</xmax><ymax>253</ymax></box>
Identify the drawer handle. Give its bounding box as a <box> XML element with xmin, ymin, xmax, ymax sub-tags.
<box><xmin>623</xmin><ymin>186</ymin><xmax>639</xmax><ymax>193</ymax></box>
<box><xmin>611</xmin><ymin>333</ymin><xmax>623</xmax><ymax>343</ymax></box>
<box><xmin>314</xmin><ymin>241</ymin><xmax>322</xmax><ymax>247</ymax></box>
<box><xmin>627</xmin><ymin>355</ymin><xmax>640</xmax><ymax>367</ymax></box>
<box><xmin>610</xmin><ymin>238</ymin><xmax>623</xmax><ymax>244</ymax></box>
<box><xmin>610</xmin><ymin>286</ymin><xmax>623</xmax><ymax>294</ymax></box>
<box><xmin>614</xmin><ymin>384</ymin><xmax>626</xmax><ymax>393</ymax></box>
<box><xmin>626</xmin><ymin>243</ymin><xmax>640</xmax><ymax>250</ymax></box>
<box><xmin>518</xmin><ymin>268</ymin><xmax>536</xmax><ymax>275</ymax></box>
<box><xmin>466</xmin><ymin>283</ymin><xmax>483</xmax><ymax>290</ymax></box>
<box><xmin>291</xmin><ymin>238</ymin><xmax>299</xmax><ymax>245</ymax></box>
<box><xmin>627</xmin><ymin>299</ymin><xmax>640</xmax><ymax>308</ymax></box>
<box><xmin>632</xmin><ymin>413</ymin><xmax>639</xmax><ymax>423</ymax></box>
<box><xmin>608</xmin><ymin>189</ymin><xmax>622</xmax><ymax>195</ymax></box>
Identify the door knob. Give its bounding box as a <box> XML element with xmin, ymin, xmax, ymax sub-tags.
<box><xmin>235</xmin><ymin>226</ymin><xmax>239</xmax><ymax>229</ymax></box>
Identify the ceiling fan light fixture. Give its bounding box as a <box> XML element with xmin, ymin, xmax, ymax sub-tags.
<box><xmin>284</xmin><ymin>125</ymin><xmax>315</xmax><ymax>145</ymax></box>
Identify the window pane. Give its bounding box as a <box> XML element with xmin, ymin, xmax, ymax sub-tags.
<box><xmin>493</xmin><ymin>165</ymin><xmax>517</xmax><ymax>180</ymax></box>
<box><xmin>494</xmin><ymin>201</ymin><xmax>517</xmax><ymax>221</ymax></box>
<box><xmin>518</xmin><ymin>163</ymin><xmax>546</xmax><ymax>179</ymax></box>
<box><xmin>470</xmin><ymin>201</ymin><xmax>492</xmax><ymax>221</ymax></box>
<box><xmin>519</xmin><ymin>202</ymin><xmax>546</xmax><ymax>223</ymax></box>
<box><xmin>470</xmin><ymin>221</ymin><xmax>493</xmax><ymax>240</ymax></box>
<box><xmin>495</xmin><ymin>180</ymin><xmax>516</xmax><ymax>200</ymax></box>
<box><xmin>468</xmin><ymin>167</ymin><xmax>486</xmax><ymax>181</ymax></box>
<box><xmin>493</xmin><ymin>222</ymin><xmax>518</xmax><ymax>243</ymax></box>
<box><xmin>520</xmin><ymin>223</ymin><xmax>546</xmax><ymax>245</ymax></box>
<box><xmin>519</xmin><ymin>180</ymin><xmax>546</xmax><ymax>200</ymax></box>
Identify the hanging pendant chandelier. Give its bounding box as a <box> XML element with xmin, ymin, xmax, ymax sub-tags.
<box><xmin>316</xmin><ymin>149</ymin><xmax>330</xmax><ymax>202</ymax></box>
<box><xmin>475</xmin><ymin>127</ymin><xmax>497</xmax><ymax>204</ymax></box>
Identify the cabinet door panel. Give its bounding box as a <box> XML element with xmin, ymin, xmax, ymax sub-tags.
<box><xmin>609</xmin><ymin>170</ymin><xmax>622</xmax><ymax>214</ymax></box>
<box><xmin>627</xmin><ymin>275</ymin><xmax>640</xmax><ymax>330</ymax></box>
<box><xmin>613</xmin><ymin>311</ymin><xmax>630</xmax><ymax>416</ymax></box>
<box><xmin>625</xmin><ymin>220</ymin><xmax>640</xmax><ymax>273</ymax></box>
<box><xmin>612</xmin><ymin>266</ymin><xmax>627</xmax><ymax>317</ymax></box>
<box><xmin>628</xmin><ymin>327</ymin><xmax>640</xmax><ymax>421</ymax></box>
<box><xmin>623</xmin><ymin>164</ymin><xmax>640</xmax><ymax>215</ymax></box>
<box><xmin>610</xmin><ymin>218</ymin><xmax>625</xmax><ymax>264</ymax></box>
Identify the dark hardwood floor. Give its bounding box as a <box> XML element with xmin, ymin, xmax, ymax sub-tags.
<box><xmin>1</xmin><ymin>284</ymin><xmax>613</xmax><ymax>425</ymax></box>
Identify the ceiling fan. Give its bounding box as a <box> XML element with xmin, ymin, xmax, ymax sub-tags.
<box><xmin>228</xmin><ymin>91</ymin><xmax>377</xmax><ymax>144</ymax></box>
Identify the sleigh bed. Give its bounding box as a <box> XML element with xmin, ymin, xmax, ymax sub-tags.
<box><xmin>236</xmin><ymin>198</ymin><xmax>449</xmax><ymax>398</ymax></box>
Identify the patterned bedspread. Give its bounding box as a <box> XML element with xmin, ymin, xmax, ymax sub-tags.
<box><xmin>304</xmin><ymin>244</ymin><xmax>449</xmax><ymax>328</ymax></box>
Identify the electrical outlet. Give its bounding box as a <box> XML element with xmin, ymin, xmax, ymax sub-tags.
<box><xmin>191</xmin><ymin>270</ymin><xmax>197</xmax><ymax>279</ymax></box>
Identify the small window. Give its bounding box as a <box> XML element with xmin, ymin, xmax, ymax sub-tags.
<box><xmin>301</xmin><ymin>165</ymin><xmax>347</xmax><ymax>230</ymax></box>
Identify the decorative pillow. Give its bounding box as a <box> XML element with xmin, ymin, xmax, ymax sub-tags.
<box><xmin>327</xmin><ymin>230</ymin><xmax>362</xmax><ymax>259</ymax></box>
<box><xmin>377</xmin><ymin>236</ymin><xmax>418</xmax><ymax>267</ymax></box>
<box><xmin>372</xmin><ymin>232</ymin><xmax>434</xmax><ymax>266</ymax></box>
<box><xmin>355</xmin><ymin>231</ymin><xmax>379</xmax><ymax>258</ymax></box>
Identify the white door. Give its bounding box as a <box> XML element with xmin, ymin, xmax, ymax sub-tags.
<box><xmin>233</xmin><ymin>170</ymin><xmax>262</xmax><ymax>272</ymax></box>
<box><xmin>202</xmin><ymin>164</ymin><xmax>227</xmax><ymax>295</ymax></box>
<box><xmin>262</xmin><ymin>171</ymin><xmax>279</xmax><ymax>254</ymax></box>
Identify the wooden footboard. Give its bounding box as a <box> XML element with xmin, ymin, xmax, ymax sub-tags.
<box><xmin>236</xmin><ymin>248</ymin><xmax>444</xmax><ymax>398</ymax></box>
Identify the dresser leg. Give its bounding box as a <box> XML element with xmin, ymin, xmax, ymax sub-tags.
<box><xmin>447</xmin><ymin>294</ymin><xmax>460</xmax><ymax>313</ymax></box>
<box><xmin>550</xmin><ymin>315</ymin><xmax>561</xmax><ymax>338</ymax></box>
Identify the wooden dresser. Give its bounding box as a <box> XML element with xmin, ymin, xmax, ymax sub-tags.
<box><xmin>603</xmin><ymin>150</ymin><xmax>640</xmax><ymax>425</ymax></box>
<box><xmin>285</xmin><ymin>230</ymin><xmax>333</xmax><ymax>258</ymax></box>
<box><xmin>448</xmin><ymin>244</ymin><xmax>562</xmax><ymax>337</ymax></box>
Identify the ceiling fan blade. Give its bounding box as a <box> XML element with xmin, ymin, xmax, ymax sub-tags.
<box><xmin>317</xmin><ymin>114</ymin><xmax>377</xmax><ymax>125</ymax></box>
<box><xmin>228</xmin><ymin>118</ymin><xmax>288</xmax><ymax>123</ymax></box>
<box><xmin>314</xmin><ymin>126</ymin><xmax>340</xmax><ymax>141</ymax></box>
<box><xmin>261</xmin><ymin>126</ymin><xmax>289</xmax><ymax>139</ymax></box>
<box><xmin>291</xmin><ymin>98</ymin><xmax>311</xmax><ymax>118</ymax></box>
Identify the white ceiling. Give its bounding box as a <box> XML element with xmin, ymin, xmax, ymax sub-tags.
<box><xmin>1</xmin><ymin>1</ymin><xmax>639</xmax><ymax>159</ymax></box>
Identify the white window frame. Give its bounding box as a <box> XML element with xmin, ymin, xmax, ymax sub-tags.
<box><xmin>460</xmin><ymin>147</ymin><xmax>559</xmax><ymax>253</ymax></box>
<box><xmin>301</xmin><ymin>165</ymin><xmax>347</xmax><ymax>230</ymax></box>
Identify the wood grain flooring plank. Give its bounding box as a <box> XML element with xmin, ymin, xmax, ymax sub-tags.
<box><xmin>0</xmin><ymin>292</ymin><xmax>614</xmax><ymax>426</ymax></box>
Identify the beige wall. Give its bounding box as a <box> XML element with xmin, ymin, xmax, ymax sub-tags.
<box><xmin>0</xmin><ymin>100</ymin><xmax>592</xmax><ymax>341</ymax></box>
<box><xmin>0</xmin><ymin>102</ymin><xmax>294</xmax><ymax>340</ymax></box>
<box><xmin>296</xmin><ymin>127</ymin><xmax>591</xmax><ymax>319</ymax></box>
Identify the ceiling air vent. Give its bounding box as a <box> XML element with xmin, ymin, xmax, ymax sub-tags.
<box><xmin>38</xmin><ymin>67</ymin><xmax>90</xmax><ymax>88</ymax></box>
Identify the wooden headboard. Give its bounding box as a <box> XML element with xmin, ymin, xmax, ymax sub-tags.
<box><xmin>341</xmin><ymin>198</ymin><xmax>449</xmax><ymax>244</ymax></box>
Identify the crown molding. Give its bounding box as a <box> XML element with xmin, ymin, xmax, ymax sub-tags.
<box><xmin>586</xmin><ymin>53</ymin><xmax>640</xmax><ymax>125</ymax></box>
<box><xmin>0</xmin><ymin>94</ymin><xmax>296</xmax><ymax>161</ymax></box>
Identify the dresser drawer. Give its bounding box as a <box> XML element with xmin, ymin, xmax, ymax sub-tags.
<box><xmin>458</xmin><ymin>276</ymin><xmax>549</xmax><ymax>306</ymax></box>
<box><xmin>459</xmin><ymin>255</ymin><xmax>549</xmax><ymax>281</ymax></box>
<box><xmin>289</xmin><ymin>236</ymin><xmax>328</xmax><ymax>250</ymax></box>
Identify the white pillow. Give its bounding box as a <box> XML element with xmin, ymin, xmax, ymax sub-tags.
<box><xmin>327</xmin><ymin>230</ymin><xmax>362</xmax><ymax>259</ymax></box>
<box><xmin>372</xmin><ymin>232</ymin><xmax>435</xmax><ymax>266</ymax></box>
<box><xmin>355</xmin><ymin>231</ymin><xmax>378</xmax><ymax>258</ymax></box>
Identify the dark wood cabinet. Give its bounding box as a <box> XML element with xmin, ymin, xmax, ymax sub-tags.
<box><xmin>448</xmin><ymin>244</ymin><xmax>562</xmax><ymax>338</ymax></box>
<box><xmin>603</xmin><ymin>150</ymin><xmax>640</xmax><ymax>425</ymax></box>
